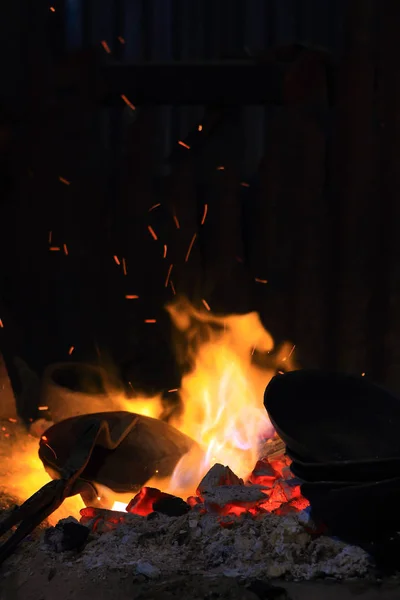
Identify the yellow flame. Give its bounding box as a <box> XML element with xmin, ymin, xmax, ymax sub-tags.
<box><xmin>1</xmin><ymin>298</ymin><xmax>296</xmax><ymax>518</ymax></box>
<box><xmin>0</xmin><ymin>431</ymin><xmax>85</xmax><ymax>525</ymax></box>
<box><xmin>165</xmin><ymin>299</ymin><xmax>284</xmax><ymax>496</ymax></box>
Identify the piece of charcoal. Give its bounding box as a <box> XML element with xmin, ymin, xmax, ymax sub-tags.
<box><xmin>249</xmin><ymin>459</ymin><xmax>278</xmax><ymax>487</ymax></box>
<box><xmin>197</xmin><ymin>463</ymin><xmax>243</xmax><ymax>496</ymax></box>
<box><xmin>203</xmin><ymin>484</ymin><xmax>268</xmax><ymax>514</ymax></box>
<box><xmin>43</xmin><ymin>517</ymin><xmax>90</xmax><ymax>553</ymax></box>
<box><xmin>127</xmin><ymin>487</ymin><xmax>189</xmax><ymax>516</ymax></box>
<box><xmin>153</xmin><ymin>495</ymin><xmax>190</xmax><ymax>517</ymax></box>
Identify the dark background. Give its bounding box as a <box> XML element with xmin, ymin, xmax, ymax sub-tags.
<box><xmin>0</xmin><ymin>0</ymin><xmax>399</xmax><ymax>418</ymax></box>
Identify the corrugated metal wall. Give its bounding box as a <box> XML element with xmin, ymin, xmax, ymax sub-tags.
<box><xmin>63</xmin><ymin>0</ymin><xmax>345</xmax><ymax>173</ymax></box>
<box><xmin>10</xmin><ymin>0</ymin><xmax>396</xmax><ymax>417</ymax></box>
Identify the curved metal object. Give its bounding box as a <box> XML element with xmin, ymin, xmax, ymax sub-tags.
<box><xmin>39</xmin><ymin>411</ymin><xmax>200</xmax><ymax>494</ymax></box>
<box><xmin>0</xmin><ymin>411</ymin><xmax>200</xmax><ymax>566</ymax></box>
<box><xmin>264</xmin><ymin>369</ymin><xmax>400</xmax><ymax>462</ymax></box>
<box><xmin>263</xmin><ymin>370</ymin><xmax>400</xmax><ymax>546</ymax></box>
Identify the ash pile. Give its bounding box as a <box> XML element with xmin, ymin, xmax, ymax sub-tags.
<box><xmin>35</xmin><ymin>460</ymin><xmax>370</xmax><ymax>582</ymax></box>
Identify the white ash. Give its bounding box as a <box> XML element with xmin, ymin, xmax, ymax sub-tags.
<box><xmin>37</xmin><ymin>509</ymin><xmax>371</xmax><ymax>581</ymax></box>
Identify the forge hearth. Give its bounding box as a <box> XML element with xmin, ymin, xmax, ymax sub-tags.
<box><xmin>0</xmin><ymin>460</ymin><xmax>371</xmax><ymax>585</ymax></box>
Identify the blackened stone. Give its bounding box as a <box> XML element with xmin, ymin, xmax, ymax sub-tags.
<box><xmin>153</xmin><ymin>496</ymin><xmax>190</xmax><ymax>517</ymax></box>
<box><xmin>44</xmin><ymin>517</ymin><xmax>90</xmax><ymax>553</ymax></box>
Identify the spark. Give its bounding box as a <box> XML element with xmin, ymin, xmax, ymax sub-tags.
<box><xmin>48</xmin><ymin>231</ymin><xmax>52</xmax><ymax>244</ymax></box>
<box><xmin>44</xmin><ymin>443</ymin><xmax>58</xmax><ymax>460</ymax></box>
<box><xmin>41</xmin><ymin>435</ymin><xmax>48</xmax><ymax>442</ymax></box>
<box><xmin>173</xmin><ymin>215</ymin><xmax>180</xmax><ymax>229</ymax></box>
<box><xmin>122</xmin><ymin>257</ymin><xmax>127</xmax><ymax>275</ymax></box>
<box><xmin>0</xmin><ymin>319</ymin><xmax>3</xmax><ymax>328</ymax></box>
<box><xmin>101</xmin><ymin>40</ymin><xmax>111</xmax><ymax>54</ymax></box>
<box><xmin>144</xmin><ymin>319</ymin><xmax>156</xmax><ymax>324</ymax></box>
<box><xmin>240</xmin><ymin>182</ymin><xmax>250</xmax><ymax>188</ymax></box>
<box><xmin>255</xmin><ymin>278</ymin><xmax>268</xmax><ymax>284</ymax></box>
<box><xmin>68</xmin><ymin>346</ymin><xmax>74</xmax><ymax>355</ymax></box>
<box><xmin>165</xmin><ymin>264</ymin><xmax>173</xmax><ymax>288</ymax></box>
<box><xmin>185</xmin><ymin>233</ymin><xmax>197</xmax><ymax>262</ymax></box>
<box><xmin>201</xmin><ymin>204</ymin><xmax>208</xmax><ymax>225</ymax></box>
<box><xmin>118</xmin><ymin>36</ymin><xmax>125</xmax><ymax>44</ymax></box>
<box><xmin>216</xmin><ymin>166</ymin><xmax>225</xmax><ymax>171</ymax></box>
<box><xmin>125</xmin><ymin>295</ymin><xmax>139</xmax><ymax>300</ymax></box>
<box><xmin>121</xmin><ymin>94</ymin><xmax>135</xmax><ymax>110</ymax></box>
<box><xmin>163</xmin><ymin>244</ymin><xmax>167</xmax><ymax>258</ymax></box>
<box><xmin>178</xmin><ymin>141</ymin><xmax>190</xmax><ymax>149</ymax></box>
<box><xmin>49</xmin><ymin>6</ymin><xmax>55</xmax><ymax>12</ymax></box>
<box><xmin>113</xmin><ymin>255</ymin><xmax>121</xmax><ymax>266</ymax></box>
<box><xmin>59</xmin><ymin>177</ymin><xmax>70</xmax><ymax>185</ymax></box>
<box><xmin>202</xmin><ymin>299</ymin><xmax>211</xmax><ymax>311</ymax></box>
<box><xmin>38</xmin><ymin>406</ymin><xmax>49</xmax><ymax>411</ymax></box>
<box><xmin>63</xmin><ymin>243</ymin><xmax>69</xmax><ymax>256</ymax></box>
<box><xmin>168</xmin><ymin>389</ymin><xmax>178</xmax><ymax>393</ymax></box>
<box><xmin>149</xmin><ymin>203</ymin><xmax>161</xmax><ymax>212</ymax></box>
<box><xmin>361</xmin><ymin>372</ymin><xmax>366</xmax><ymax>376</ymax></box>
<box><xmin>198</xmin><ymin>124</ymin><xmax>203</xmax><ymax>131</ymax></box>
<box><xmin>170</xmin><ymin>280</ymin><xmax>176</xmax><ymax>295</ymax></box>
<box><xmin>49</xmin><ymin>246</ymin><xmax>61</xmax><ymax>251</ymax></box>
<box><xmin>148</xmin><ymin>225</ymin><xmax>158</xmax><ymax>240</ymax></box>
<box><xmin>288</xmin><ymin>344</ymin><xmax>296</xmax><ymax>358</ymax></box>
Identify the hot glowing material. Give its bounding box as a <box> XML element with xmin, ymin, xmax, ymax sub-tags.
<box><xmin>1</xmin><ymin>299</ymin><xmax>297</xmax><ymax>520</ymax></box>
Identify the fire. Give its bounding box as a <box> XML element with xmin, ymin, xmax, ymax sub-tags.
<box><xmin>163</xmin><ymin>298</ymin><xmax>292</xmax><ymax>496</ymax></box>
<box><xmin>0</xmin><ymin>298</ymin><xmax>296</xmax><ymax>520</ymax></box>
<box><xmin>0</xmin><ymin>430</ymin><xmax>86</xmax><ymax>525</ymax></box>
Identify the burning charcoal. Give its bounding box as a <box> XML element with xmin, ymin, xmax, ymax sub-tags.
<box><xmin>80</xmin><ymin>506</ymin><xmax>132</xmax><ymax>523</ymax></box>
<box><xmin>197</xmin><ymin>463</ymin><xmax>243</xmax><ymax>496</ymax></box>
<box><xmin>249</xmin><ymin>459</ymin><xmax>278</xmax><ymax>487</ymax></box>
<box><xmin>79</xmin><ymin>507</ymin><xmax>137</xmax><ymax>532</ymax></box>
<box><xmin>127</xmin><ymin>486</ymin><xmax>186</xmax><ymax>517</ymax></box>
<box><xmin>280</xmin><ymin>478</ymin><xmax>303</xmax><ymax>502</ymax></box>
<box><xmin>281</xmin><ymin>466</ymin><xmax>295</xmax><ymax>481</ymax></box>
<box><xmin>187</xmin><ymin>495</ymin><xmax>202</xmax><ymax>508</ymax></box>
<box><xmin>259</xmin><ymin>435</ymin><xmax>286</xmax><ymax>460</ymax></box>
<box><xmin>153</xmin><ymin>495</ymin><xmax>190</xmax><ymax>517</ymax></box>
<box><xmin>43</xmin><ymin>517</ymin><xmax>89</xmax><ymax>552</ymax></box>
<box><xmin>259</xmin><ymin>481</ymin><xmax>288</xmax><ymax>512</ymax></box>
<box><xmin>202</xmin><ymin>484</ymin><xmax>268</xmax><ymax>516</ymax></box>
<box><xmin>269</xmin><ymin>456</ymin><xmax>291</xmax><ymax>477</ymax></box>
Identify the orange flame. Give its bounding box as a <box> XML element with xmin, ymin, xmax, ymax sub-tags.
<box><xmin>1</xmin><ymin>298</ymin><xmax>296</xmax><ymax>518</ymax></box>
